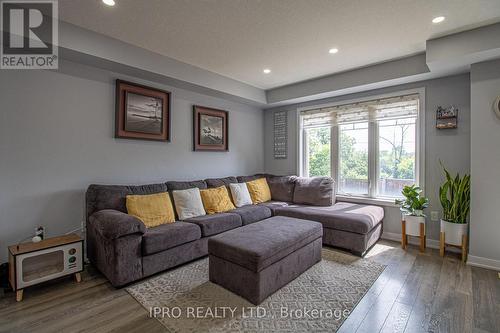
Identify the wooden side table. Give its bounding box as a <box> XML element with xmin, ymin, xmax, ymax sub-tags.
<box><xmin>8</xmin><ymin>234</ymin><xmax>83</xmax><ymax>301</ymax></box>
<box><xmin>401</xmin><ymin>219</ymin><xmax>426</xmax><ymax>253</ymax></box>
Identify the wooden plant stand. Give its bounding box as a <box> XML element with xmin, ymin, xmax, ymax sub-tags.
<box><xmin>401</xmin><ymin>220</ymin><xmax>426</xmax><ymax>253</ymax></box>
<box><xmin>440</xmin><ymin>232</ymin><xmax>468</xmax><ymax>262</ymax></box>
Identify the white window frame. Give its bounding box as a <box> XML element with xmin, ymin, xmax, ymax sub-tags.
<box><xmin>297</xmin><ymin>88</ymin><xmax>426</xmax><ymax>206</ymax></box>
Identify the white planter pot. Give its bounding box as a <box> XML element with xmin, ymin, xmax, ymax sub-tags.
<box><xmin>403</xmin><ymin>215</ymin><xmax>425</xmax><ymax>236</ymax></box>
<box><xmin>440</xmin><ymin>219</ymin><xmax>468</xmax><ymax>246</ymax></box>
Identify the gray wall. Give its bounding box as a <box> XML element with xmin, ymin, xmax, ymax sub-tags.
<box><xmin>264</xmin><ymin>74</ymin><xmax>471</xmax><ymax>242</ymax></box>
<box><xmin>0</xmin><ymin>60</ymin><xmax>264</xmax><ymax>263</ymax></box>
<box><xmin>470</xmin><ymin>59</ymin><xmax>500</xmax><ymax>263</ymax></box>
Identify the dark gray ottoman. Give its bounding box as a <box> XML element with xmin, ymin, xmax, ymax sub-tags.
<box><xmin>208</xmin><ymin>216</ymin><xmax>323</xmax><ymax>305</ymax></box>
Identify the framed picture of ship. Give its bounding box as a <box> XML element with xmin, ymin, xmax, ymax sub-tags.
<box><xmin>115</xmin><ymin>80</ymin><xmax>171</xmax><ymax>141</ymax></box>
<box><xmin>193</xmin><ymin>105</ymin><xmax>228</xmax><ymax>151</ymax></box>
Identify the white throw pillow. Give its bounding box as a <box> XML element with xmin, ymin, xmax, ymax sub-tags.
<box><xmin>172</xmin><ymin>188</ymin><xmax>206</xmax><ymax>220</ymax></box>
<box><xmin>229</xmin><ymin>183</ymin><xmax>253</xmax><ymax>207</ymax></box>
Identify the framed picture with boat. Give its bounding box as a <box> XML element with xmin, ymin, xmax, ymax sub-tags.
<box><xmin>193</xmin><ymin>105</ymin><xmax>228</xmax><ymax>151</ymax></box>
<box><xmin>115</xmin><ymin>79</ymin><xmax>171</xmax><ymax>141</ymax></box>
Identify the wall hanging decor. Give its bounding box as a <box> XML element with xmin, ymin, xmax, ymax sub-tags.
<box><xmin>273</xmin><ymin>111</ymin><xmax>287</xmax><ymax>159</ymax></box>
<box><xmin>436</xmin><ymin>105</ymin><xmax>458</xmax><ymax>129</ymax></box>
<box><xmin>193</xmin><ymin>105</ymin><xmax>228</xmax><ymax>151</ymax></box>
<box><xmin>115</xmin><ymin>79</ymin><xmax>171</xmax><ymax>141</ymax></box>
<box><xmin>494</xmin><ymin>95</ymin><xmax>500</xmax><ymax>119</ymax></box>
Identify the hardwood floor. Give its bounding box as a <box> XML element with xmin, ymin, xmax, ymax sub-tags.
<box><xmin>0</xmin><ymin>240</ymin><xmax>498</xmax><ymax>333</ymax></box>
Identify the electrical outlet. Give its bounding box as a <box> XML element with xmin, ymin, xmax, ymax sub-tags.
<box><xmin>430</xmin><ymin>211</ymin><xmax>439</xmax><ymax>221</ymax></box>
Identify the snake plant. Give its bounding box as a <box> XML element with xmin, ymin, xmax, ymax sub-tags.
<box><xmin>395</xmin><ymin>185</ymin><xmax>429</xmax><ymax>216</ymax></box>
<box><xmin>439</xmin><ymin>163</ymin><xmax>470</xmax><ymax>224</ymax></box>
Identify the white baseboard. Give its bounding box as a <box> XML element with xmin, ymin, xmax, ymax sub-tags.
<box><xmin>467</xmin><ymin>255</ymin><xmax>500</xmax><ymax>271</ymax></box>
<box><xmin>381</xmin><ymin>231</ymin><xmax>440</xmax><ymax>249</ymax></box>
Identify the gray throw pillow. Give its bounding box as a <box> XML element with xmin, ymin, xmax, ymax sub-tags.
<box><xmin>293</xmin><ymin>177</ymin><xmax>335</xmax><ymax>206</ymax></box>
<box><xmin>266</xmin><ymin>175</ymin><xmax>297</xmax><ymax>202</ymax></box>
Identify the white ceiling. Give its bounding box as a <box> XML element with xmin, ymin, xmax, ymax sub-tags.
<box><xmin>59</xmin><ymin>0</ymin><xmax>500</xmax><ymax>90</ymax></box>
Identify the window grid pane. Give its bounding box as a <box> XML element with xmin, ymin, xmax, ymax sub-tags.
<box><xmin>338</xmin><ymin>122</ymin><xmax>369</xmax><ymax>195</ymax></box>
<box><xmin>377</xmin><ymin>118</ymin><xmax>416</xmax><ymax>198</ymax></box>
<box><xmin>306</xmin><ymin>127</ymin><xmax>331</xmax><ymax>177</ymax></box>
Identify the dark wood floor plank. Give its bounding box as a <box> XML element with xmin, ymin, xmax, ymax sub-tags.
<box><xmin>380</xmin><ymin>301</ymin><xmax>412</xmax><ymax>333</ymax></box>
<box><xmin>472</xmin><ymin>266</ymin><xmax>500</xmax><ymax>332</ymax></box>
<box><xmin>354</xmin><ymin>249</ymin><xmax>416</xmax><ymax>333</ymax></box>
<box><xmin>427</xmin><ymin>256</ymin><xmax>473</xmax><ymax>332</ymax></box>
<box><xmin>395</xmin><ymin>249</ymin><xmax>429</xmax><ymax>306</ymax></box>
<box><xmin>337</xmin><ymin>244</ymin><xmax>406</xmax><ymax>333</ymax></box>
<box><xmin>403</xmin><ymin>250</ymin><xmax>445</xmax><ymax>333</ymax></box>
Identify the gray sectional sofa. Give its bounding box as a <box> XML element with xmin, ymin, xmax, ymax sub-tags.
<box><xmin>86</xmin><ymin>174</ymin><xmax>384</xmax><ymax>287</ymax></box>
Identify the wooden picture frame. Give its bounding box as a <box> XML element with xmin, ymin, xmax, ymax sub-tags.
<box><xmin>115</xmin><ymin>79</ymin><xmax>171</xmax><ymax>141</ymax></box>
<box><xmin>193</xmin><ymin>105</ymin><xmax>228</xmax><ymax>151</ymax></box>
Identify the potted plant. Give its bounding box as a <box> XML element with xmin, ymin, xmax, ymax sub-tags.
<box><xmin>439</xmin><ymin>164</ymin><xmax>470</xmax><ymax>246</ymax></box>
<box><xmin>395</xmin><ymin>185</ymin><xmax>429</xmax><ymax>236</ymax></box>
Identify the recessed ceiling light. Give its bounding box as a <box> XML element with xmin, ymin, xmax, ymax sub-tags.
<box><xmin>263</xmin><ymin>68</ymin><xmax>271</xmax><ymax>74</ymax></box>
<box><xmin>329</xmin><ymin>48</ymin><xmax>339</xmax><ymax>54</ymax></box>
<box><xmin>102</xmin><ymin>0</ymin><xmax>115</xmax><ymax>6</ymax></box>
<box><xmin>432</xmin><ymin>16</ymin><xmax>445</xmax><ymax>24</ymax></box>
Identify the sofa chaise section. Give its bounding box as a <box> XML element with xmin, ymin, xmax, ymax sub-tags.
<box><xmin>256</xmin><ymin>175</ymin><xmax>384</xmax><ymax>256</ymax></box>
<box><xmin>274</xmin><ymin>202</ymin><xmax>384</xmax><ymax>256</ymax></box>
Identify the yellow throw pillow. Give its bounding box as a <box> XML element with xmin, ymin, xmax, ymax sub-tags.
<box><xmin>200</xmin><ymin>186</ymin><xmax>235</xmax><ymax>214</ymax></box>
<box><xmin>246</xmin><ymin>178</ymin><xmax>272</xmax><ymax>204</ymax></box>
<box><xmin>126</xmin><ymin>192</ymin><xmax>175</xmax><ymax>228</ymax></box>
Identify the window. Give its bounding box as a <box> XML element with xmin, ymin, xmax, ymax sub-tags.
<box><xmin>300</xmin><ymin>92</ymin><xmax>422</xmax><ymax>200</ymax></box>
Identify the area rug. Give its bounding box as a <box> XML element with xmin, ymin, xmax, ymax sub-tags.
<box><xmin>127</xmin><ymin>248</ymin><xmax>385</xmax><ymax>332</ymax></box>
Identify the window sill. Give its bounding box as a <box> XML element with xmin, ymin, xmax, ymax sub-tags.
<box><xmin>336</xmin><ymin>195</ymin><xmax>399</xmax><ymax>208</ymax></box>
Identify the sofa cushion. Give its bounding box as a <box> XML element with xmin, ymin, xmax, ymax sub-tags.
<box><xmin>275</xmin><ymin>202</ymin><xmax>384</xmax><ymax>234</ymax></box>
<box><xmin>258</xmin><ymin>201</ymin><xmax>292</xmax><ymax>214</ymax></box>
<box><xmin>229</xmin><ymin>183</ymin><xmax>253</xmax><ymax>207</ymax></box>
<box><xmin>200</xmin><ymin>186</ymin><xmax>235</xmax><ymax>214</ymax></box>
<box><xmin>205</xmin><ymin>177</ymin><xmax>238</xmax><ymax>188</ymax></box>
<box><xmin>208</xmin><ymin>216</ymin><xmax>323</xmax><ymax>272</ymax></box>
<box><xmin>126</xmin><ymin>192</ymin><xmax>175</xmax><ymax>228</ymax></box>
<box><xmin>230</xmin><ymin>205</ymin><xmax>272</xmax><ymax>225</ymax></box>
<box><xmin>86</xmin><ymin>183</ymin><xmax>169</xmax><ymax>219</ymax></box>
<box><xmin>293</xmin><ymin>177</ymin><xmax>335</xmax><ymax>206</ymax></box>
<box><xmin>246</xmin><ymin>178</ymin><xmax>272</xmax><ymax>204</ymax></box>
<box><xmin>184</xmin><ymin>213</ymin><xmax>242</xmax><ymax>237</ymax></box>
<box><xmin>142</xmin><ymin>222</ymin><xmax>201</xmax><ymax>255</ymax></box>
<box><xmin>266</xmin><ymin>175</ymin><xmax>297</xmax><ymax>202</ymax></box>
<box><xmin>172</xmin><ymin>188</ymin><xmax>206</xmax><ymax>220</ymax></box>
